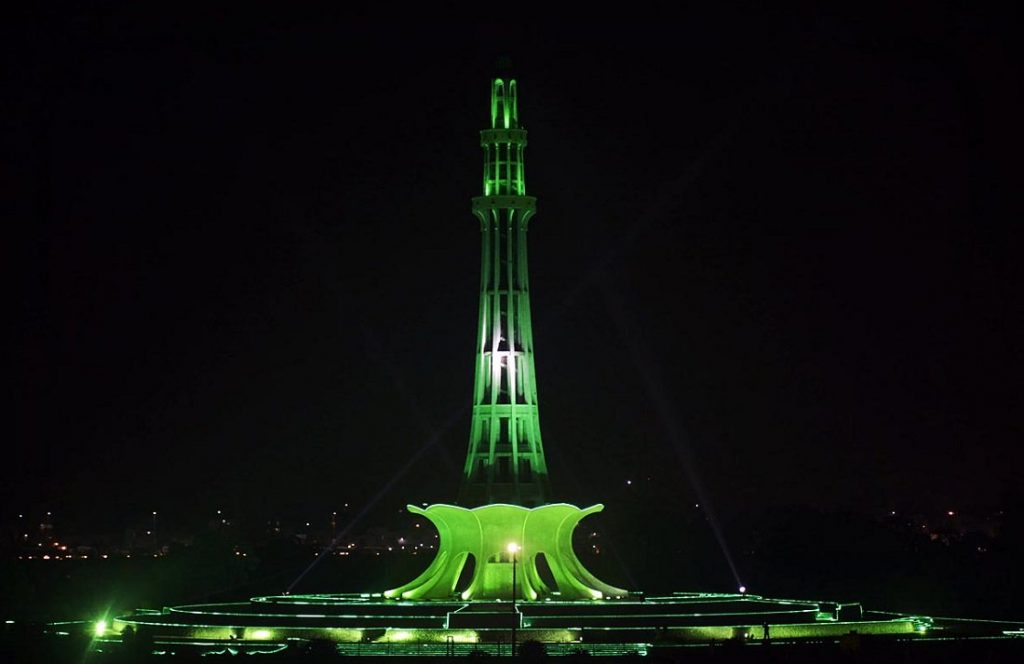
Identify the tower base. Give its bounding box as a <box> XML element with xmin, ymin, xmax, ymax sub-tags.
<box><xmin>384</xmin><ymin>503</ymin><xmax>627</xmax><ymax>601</ymax></box>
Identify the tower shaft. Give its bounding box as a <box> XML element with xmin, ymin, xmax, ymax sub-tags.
<box><xmin>460</xmin><ymin>79</ymin><xmax>549</xmax><ymax>507</ymax></box>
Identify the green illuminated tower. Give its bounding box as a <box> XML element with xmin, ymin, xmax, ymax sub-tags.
<box><xmin>387</xmin><ymin>78</ymin><xmax>625</xmax><ymax>601</ymax></box>
<box><xmin>460</xmin><ymin>78</ymin><xmax>549</xmax><ymax>507</ymax></box>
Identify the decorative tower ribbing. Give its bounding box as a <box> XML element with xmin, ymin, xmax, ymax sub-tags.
<box><xmin>460</xmin><ymin>78</ymin><xmax>549</xmax><ymax>507</ymax></box>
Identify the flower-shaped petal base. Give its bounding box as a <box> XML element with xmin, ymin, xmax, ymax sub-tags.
<box><xmin>385</xmin><ymin>503</ymin><xmax>628</xmax><ymax>601</ymax></box>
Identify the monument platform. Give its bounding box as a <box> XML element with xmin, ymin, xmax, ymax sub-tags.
<box><xmin>82</xmin><ymin>591</ymin><xmax>1023</xmax><ymax>657</ymax></box>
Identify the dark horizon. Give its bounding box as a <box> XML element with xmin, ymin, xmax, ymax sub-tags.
<box><xmin>6</xmin><ymin>8</ymin><xmax>1020</xmax><ymax>535</ymax></box>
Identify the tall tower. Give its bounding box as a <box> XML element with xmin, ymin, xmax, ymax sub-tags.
<box><xmin>386</xmin><ymin>77</ymin><xmax>626</xmax><ymax>601</ymax></box>
<box><xmin>459</xmin><ymin>78</ymin><xmax>550</xmax><ymax>507</ymax></box>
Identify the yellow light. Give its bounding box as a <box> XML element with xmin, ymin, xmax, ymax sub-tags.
<box><xmin>250</xmin><ymin>629</ymin><xmax>272</xmax><ymax>639</ymax></box>
<box><xmin>94</xmin><ymin>620</ymin><xmax>108</xmax><ymax>637</ymax></box>
<box><xmin>507</xmin><ymin>542</ymin><xmax>520</xmax><ymax>554</ymax></box>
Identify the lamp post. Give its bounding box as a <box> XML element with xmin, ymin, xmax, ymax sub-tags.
<box><xmin>508</xmin><ymin>542</ymin><xmax>520</xmax><ymax>657</ymax></box>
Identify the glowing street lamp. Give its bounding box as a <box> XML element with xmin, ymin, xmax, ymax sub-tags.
<box><xmin>507</xmin><ymin>542</ymin><xmax>520</xmax><ymax>590</ymax></box>
<box><xmin>508</xmin><ymin>542</ymin><xmax>520</xmax><ymax>656</ymax></box>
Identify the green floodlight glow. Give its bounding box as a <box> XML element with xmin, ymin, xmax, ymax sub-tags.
<box><xmin>94</xmin><ymin>620</ymin><xmax>108</xmax><ymax>637</ymax></box>
<box><xmin>249</xmin><ymin>629</ymin><xmax>273</xmax><ymax>640</ymax></box>
<box><xmin>912</xmin><ymin>616</ymin><xmax>934</xmax><ymax>634</ymax></box>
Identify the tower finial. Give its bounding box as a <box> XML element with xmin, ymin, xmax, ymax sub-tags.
<box><xmin>490</xmin><ymin>77</ymin><xmax>518</xmax><ymax>130</ymax></box>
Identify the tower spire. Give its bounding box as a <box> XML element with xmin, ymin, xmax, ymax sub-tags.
<box><xmin>489</xmin><ymin>78</ymin><xmax>518</xmax><ymax>130</ymax></box>
<box><xmin>460</xmin><ymin>78</ymin><xmax>549</xmax><ymax>506</ymax></box>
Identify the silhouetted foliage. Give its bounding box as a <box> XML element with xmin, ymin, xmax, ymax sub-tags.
<box><xmin>518</xmin><ymin>638</ymin><xmax>547</xmax><ymax>660</ymax></box>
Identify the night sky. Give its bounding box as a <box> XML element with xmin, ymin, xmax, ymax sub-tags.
<box><xmin>6</xmin><ymin>7</ymin><xmax>1019</xmax><ymax>533</ymax></box>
